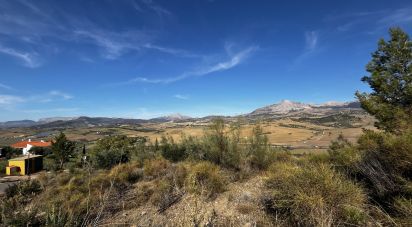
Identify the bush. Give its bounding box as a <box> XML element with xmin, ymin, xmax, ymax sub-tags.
<box><xmin>0</xmin><ymin>146</ymin><xmax>21</xmax><ymax>159</ymax></box>
<box><xmin>246</xmin><ymin>125</ymin><xmax>274</xmax><ymax>170</ymax></box>
<box><xmin>160</xmin><ymin>136</ymin><xmax>187</xmax><ymax>162</ymax></box>
<box><xmin>92</xmin><ymin>149</ymin><xmax>129</xmax><ymax>169</ymax></box>
<box><xmin>201</xmin><ymin>119</ymin><xmax>244</xmax><ymax>169</ymax></box>
<box><xmin>108</xmin><ymin>162</ymin><xmax>143</xmax><ymax>184</ymax></box>
<box><xmin>44</xmin><ymin>157</ymin><xmax>59</xmax><ymax>171</ymax></box>
<box><xmin>264</xmin><ymin>162</ymin><xmax>367</xmax><ymax>226</ymax></box>
<box><xmin>332</xmin><ymin>130</ymin><xmax>412</xmax><ymax>210</ymax></box>
<box><xmin>185</xmin><ymin>161</ymin><xmax>226</xmax><ymax>198</ymax></box>
<box><xmin>393</xmin><ymin>197</ymin><xmax>412</xmax><ymax>218</ymax></box>
<box><xmin>0</xmin><ymin>160</ymin><xmax>7</xmax><ymax>176</ymax></box>
<box><xmin>91</xmin><ymin>135</ymin><xmax>147</xmax><ymax>169</ymax></box>
<box><xmin>143</xmin><ymin>157</ymin><xmax>170</xmax><ymax>178</ymax></box>
<box><xmin>5</xmin><ymin>180</ymin><xmax>42</xmax><ymax>199</ymax></box>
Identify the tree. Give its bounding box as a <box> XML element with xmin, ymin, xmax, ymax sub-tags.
<box><xmin>247</xmin><ymin>124</ymin><xmax>272</xmax><ymax>169</ymax></box>
<box><xmin>91</xmin><ymin>135</ymin><xmax>149</xmax><ymax>169</ymax></box>
<box><xmin>203</xmin><ymin>118</ymin><xmax>228</xmax><ymax>166</ymax></box>
<box><xmin>51</xmin><ymin>132</ymin><xmax>76</xmax><ymax>170</ymax></box>
<box><xmin>0</xmin><ymin>146</ymin><xmax>21</xmax><ymax>159</ymax></box>
<box><xmin>160</xmin><ymin>136</ymin><xmax>187</xmax><ymax>162</ymax></box>
<box><xmin>356</xmin><ymin>27</ymin><xmax>412</xmax><ymax>133</ymax></box>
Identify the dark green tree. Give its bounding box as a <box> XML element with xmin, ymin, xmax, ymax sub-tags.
<box><xmin>356</xmin><ymin>27</ymin><xmax>412</xmax><ymax>133</ymax></box>
<box><xmin>51</xmin><ymin>132</ymin><xmax>76</xmax><ymax>170</ymax></box>
<box><xmin>0</xmin><ymin>146</ymin><xmax>21</xmax><ymax>159</ymax></box>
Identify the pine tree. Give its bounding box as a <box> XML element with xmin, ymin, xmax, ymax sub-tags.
<box><xmin>356</xmin><ymin>27</ymin><xmax>412</xmax><ymax>133</ymax></box>
<box><xmin>51</xmin><ymin>132</ymin><xmax>76</xmax><ymax>170</ymax></box>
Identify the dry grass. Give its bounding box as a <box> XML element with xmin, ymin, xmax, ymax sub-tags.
<box><xmin>185</xmin><ymin>161</ymin><xmax>226</xmax><ymax>198</ymax></box>
<box><xmin>264</xmin><ymin>161</ymin><xmax>368</xmax><ymax>226</ymax></box>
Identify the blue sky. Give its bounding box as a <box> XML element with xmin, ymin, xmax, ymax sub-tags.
<box><xmin>0</xmin><ymin>0</ymin><xmax>411</xmax><ymax>121</ymax></box>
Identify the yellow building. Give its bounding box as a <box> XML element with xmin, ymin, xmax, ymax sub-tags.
<box><xmin>6</xmin><ymin>155</ymin><xmax>43</xmax><ymax>176</ymax></box>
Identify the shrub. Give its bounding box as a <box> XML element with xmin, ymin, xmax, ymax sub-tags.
<box><xmin>5</xmin><ymin>180</ymin><xmax>42</xmax><ymax>199</ymax></box>
<box><xmin>185</xmin><ymin>161</ymin><xmax>226</xmax><ymax>198</ymax></box>
<box><xmin>0</xmin><ymin>146</ymin><xmax>21</xmax><ymax>159</ymax></box>
<box><xmin>91</xmin><ymin>135</ymin><xmax>147</xmax><ymax>169</ymax></box>
<box><xmin>345</xmin><ymin>130</ymin><xmax>412</xmax><ymax>208</ymax></box>
<box><xmin>143</xmin><ymin>156</ymin><xmax>170</xmax><ymax>178</ymax></box>
<box><xmin>44</xmin><ymin>157</ymin><xmax>59</xmax><ymax>171</ymax></box>
<box><xmin>246</xmin><ymin>125</ymin><xmax>273</xmax><ymax>170</ymax></box>
<box><xmin>92</xmin><ymin>149</ymin><xmax>129</xmax><ymax>169</ymax></box>
<box><xmin>160</xmin><ymin>136</ymin><xmax>187</xmax><ymax>162</ymax></box>
<box><xmin>265</xmin><ymin>162</ymin><xmax>367</xmax><ymax>226</ymax></box>
<box><xmin>0</xmin><ymin>160</ymin><xmax>7</xmax><ymax>176</ymax></box>
<box><xmin>108</xmin><ymin>162</ymin><xmax>143</xmax><ymax>184</ymax></box>
<box><xmin>201</xmin><ymin>118</ymin><xmax>244</xmax><ymax>169</ymax></box>
<box><xmin>393</xmin><ymin>197</ymin><xmax>412</xmax><ymax>218</ymax></box>
<box><xmin>134</xmin><ymin>163</ymin><xmax>188</xmax><ymax>211</ymax></box>
<box><xmin>328</xmin><ymin>135</ymin><xmax>361</xmax><ymax>171</ymax></box>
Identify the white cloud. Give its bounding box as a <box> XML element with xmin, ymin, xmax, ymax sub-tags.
<box><xmin>378</xmin><ymin>8</ymin><xmax>412</xmax><ymax>26</ymax></box>
<box><xmin>291</xmin><ymin>31</ymin><xmax>320</xmax><ymax>66</ymax></box>
<box><xmin>112</xmin><ymin>45</ymin><xmax>258</xmax><ymax>85</ymax></box>
<box><xmin>74</xmin><ymin>30</ymin><xmax>146</xmax><ymax>59</ymax></box>
<box><xmin>33</xmin><ymin>91</ymin><xmax>73</xmax><ymax>103</ymax></box>
<box><xmin>0</xmin><ymin>83</ymin><xmax>13</xmax><ymax>90</ymax></box>
<box><xmin>139</xmin><ymin>0</ymin><xmax>172</xmax><ymax>16</ymax></box>
<box><xmin>305</xmin><ymin>31</ymin><xmax>318</xmax><ymax>51</ymax></box>
<box><xmin>49</xmin><ymin>90</ymin><xmax>73</xmax><ymax>100</ymax></box>
<box><xmin>174</xmin><ymin>94</ymin><xmax>189</xmax><ymax>100</ymax></box>
<box><xmin>74</xmin><ymin>29</ymin><xmax>198</xmax><ymax>60</ymax></box>
<box><xmin>0</xmin><ymin>0</ymin><xmax>178</xmax><ymax>64</ymax></box>
<box><xmin>0</xmin><ymin>45</ymin><xmax>41</xmax><ymax>68</ymax></box>
<box><xmin>327</xmin><ymin>7</ymin><xmax>412</xmax><ymax>34</ymax></box>
<box><xmin>0</xmin><ymin>95</ymin><xmax>25</xmax><ymax>105</ymax></box>
<box><xmin>143</xmin><ymin>43</ymin><xmax>200</xmax><ymax>58</ymax></box>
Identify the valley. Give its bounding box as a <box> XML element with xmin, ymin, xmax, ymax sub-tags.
<box><xmin>0</xmin><ymin>100</ymin><xmax>375</xmax><ymax>153</ymax></box>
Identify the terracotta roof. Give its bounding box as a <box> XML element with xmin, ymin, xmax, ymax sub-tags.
<box><xmin>11</xmin><ymin>141</ymin><xmax>51</xmax><ymax>148</ymax></box>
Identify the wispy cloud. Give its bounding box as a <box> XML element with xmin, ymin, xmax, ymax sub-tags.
<box><xmin>32</xmin><ymin>91</ymin><xmax>74</xmax><ymax>103</ymax></box>
<box><xmin>377</xmin><ymin>7</ymin><xmax>412</xmax><ymax>27</ymax></box>
<box><xmin>133</xmin><ymin>0</ymin><xmax>172</xmax><ymax>16</ymax></box>
<box><xmin>0</xmin><ymin>83</ymin><xmax>14</xmax><ymax>91</ymax></box>
<box><xmin>174</xmin><ymin>94</ymin><xmax>189</xmax><ymax>100</ymax></box>
<box><xmin>22</xmin><ymin>107</ymin><xmax>79</xmax><ymax>114</ymax></box>
<box><xmin>326</xmin><ymin>7</ymin><xmax>412</xmax><ymax>34</ymax></box>
<box><xmin>305</xmin><ymin>31</ymin><xmax>318</xmax><ymax>51</ymax></box>
<box><xmin>0</xmin><ymin>0</ymin><xmax>179</xmax><ymax>65</ymax></box>
<box><xmin>0</xmin><ymin>45</ymin><xmax>41</xmax><ymax>68</ymax></box>
<box><xmin>48</xmin><ymin>90</ymin><xmax>74</xmax><ymax>100</ymax></box>
<box><xmin>74</xmin><ymin>29</ymin><xmax>199</xmax><ymax>60</ymax></box>
<box><xmin>74</xmin><ymin>30</ymin><xmax>149</xmax><ymax>59</ymax></box>
<box><xmin>292</xmin><ymin>31</ymin><xmax>320</xmax><ymax>66</ymax></box>
<box><xmin>110</xmin><ymin>45</ymin><xmax>258</xmax><ymax>85</ymax></box>
<box><xmin>143</xmin><ymin>43</ymin><xmax>201</xmax><ymax>58</ymax></box>
<box><xmin>0</xmin><ymin>95</ymin><xmax>25</xmax><ymax>105</ymax></box>
<box><xmin>0</xmin><ymin>90</ymin><xmax>73</xmax><ymax>108</ymax></box>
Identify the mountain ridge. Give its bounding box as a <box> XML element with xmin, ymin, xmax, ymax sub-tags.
<box><xmin>0</xmin><ymin>100</ymin><xmax>362</xmax><ymax>128</ymax></box>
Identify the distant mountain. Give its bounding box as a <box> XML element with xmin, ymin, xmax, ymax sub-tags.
<box><xmin>248</xmin><ymin>100</ymin><xmax>362</xmax><ymax>117</ymax></box>
<box><xmin>0</xmin><ymin>101</ymin><xmax>363</xmax><ymax>129</ymax></box>
<box><xmin>0</xmin><ymin>120</ymin><xmax>38</xmax><ymax>128</ymax></box>
<box><xmin>150</xmin><ymin>113</ymin><xmax>192</xmax><ymax>123</ymax></box>
<box><xmin>31</xmin><ymin>116</ymin><xmax>147</xmax><ymax>129</ymax></box>
<box><xmin>38</xmin><ymin>117</ymin><xmax>79</xmax><ymax>123</ymax></box>
<box><xmin>250</xmin><ymin>100</ymin><xmax>312</xmax><ymax>115</ymax></box>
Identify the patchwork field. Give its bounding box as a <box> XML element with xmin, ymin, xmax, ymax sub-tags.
<box><xmin>0</xmin><ymin>114</ymin><xmax>376</xmax><ymax>153</ymax></box>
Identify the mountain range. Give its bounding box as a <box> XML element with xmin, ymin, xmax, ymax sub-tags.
<box><xmin>249</xmin><ymin>100</ymin><xmax>361</xmax><ymax>116</ymax></box>
<box><xmin>0</xmin><ymin>100</ymin><xmax>362</xmax><ymax>128</ymax></box>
